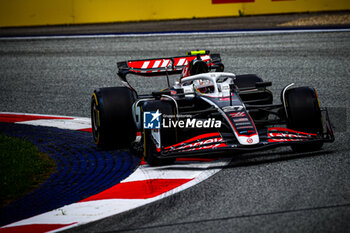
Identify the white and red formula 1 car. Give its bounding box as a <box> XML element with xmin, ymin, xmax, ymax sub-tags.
<box><xmin>91</xmin><ymin>50</ymin><xmax>334</xmax><ymax>166</ymax></box>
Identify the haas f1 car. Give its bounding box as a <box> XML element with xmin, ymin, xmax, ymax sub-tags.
<box><xmin>91</xmin><ymin>51</ymin><xmax>334</xmax><ymax>166</ymax></box>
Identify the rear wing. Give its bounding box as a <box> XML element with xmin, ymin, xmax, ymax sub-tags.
<box><xmin>117</xmin><ymin>51</ymin><xmax>224</xmax><ymax>84</ymax></box>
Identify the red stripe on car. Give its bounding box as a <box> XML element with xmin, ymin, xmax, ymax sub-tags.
<box><xmin>164</xmin><ymin>132</ymin><xmax>220</xmax><ymax>150</ymax></box>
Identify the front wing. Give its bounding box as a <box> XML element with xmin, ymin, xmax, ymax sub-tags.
<box><xmin>154</xmin><ymin>110</ymin><xmax>334</xmax><ymax>158</ymax></box>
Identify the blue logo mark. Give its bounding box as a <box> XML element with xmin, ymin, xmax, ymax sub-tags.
<box><xmin>143</xmin><ymin>110</ymin><xmax>161</xmax><ymax>129</ymax></box>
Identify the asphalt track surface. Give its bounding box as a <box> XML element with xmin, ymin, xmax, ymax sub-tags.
<box><xmin>0</xmin><ymin>30</ymin><xmax>349</xmax><ymax>232</ymax></box>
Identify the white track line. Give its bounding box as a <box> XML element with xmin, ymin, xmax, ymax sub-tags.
<box><xmin>16</xmin><ymin>118</ymin><xmax>91</xmax><ymax>130</ymax></box>
<box><xmin>1</xmin><ymin>28</ymin><xmax>349</xmax><ymax>41</ymax></box>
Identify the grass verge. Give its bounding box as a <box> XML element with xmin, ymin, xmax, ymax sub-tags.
<box><xmin>0</xmin><ymin>135</ymin><xmax>56</xmax><ymax>208</ymax></box>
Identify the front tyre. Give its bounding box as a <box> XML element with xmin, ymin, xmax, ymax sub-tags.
<box><xmin>91</xmin><ymin>87</ymin><xmax>137</xmax><ymax>149</ymax></box>
<box><xmin>284</xmin><ymin>86</ymin><xmax>323</xmax><ymax>152</ymax></box>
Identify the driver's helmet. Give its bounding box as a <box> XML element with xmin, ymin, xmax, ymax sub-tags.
<box><xmin>193</xmin><ymin>79</ymin><xmax>215</xmax><ymax>94</ymax></box>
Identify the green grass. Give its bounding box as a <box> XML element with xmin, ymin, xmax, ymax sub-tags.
<box><xmin>0</xmin><ymin>135</ymin><xmax>56</xmax><ymax>208</ymax></box>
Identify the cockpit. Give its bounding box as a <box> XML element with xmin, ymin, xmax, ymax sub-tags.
<box><xmin>180</xmin><ymin>73</ymin><xmax>235</xmax><ymax>97</ymax></box>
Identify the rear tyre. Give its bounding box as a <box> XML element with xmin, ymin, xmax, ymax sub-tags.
<box><xmin>284</xmin><ymin>86</ymin><xmax>323</xmax><ymax>152</ymax></box>
<box><xmin>143</xmin><ymin>100</ymin><xmax>176</xmax><ymax>166</ymax></box>
<box><xmin>91</xmin><ymin>87</ymin><xmax>137</xmax><ymax>149</ymax></box>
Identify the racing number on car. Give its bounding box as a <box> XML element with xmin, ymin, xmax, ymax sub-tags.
<box><xmin>222</xmin><ymin>106</ymin><xmax>244</xmax><ymax>112</ymax></box>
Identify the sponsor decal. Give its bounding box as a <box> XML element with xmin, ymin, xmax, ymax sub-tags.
<box><xmin>233</xmin><ymin>118</ymin><xmax>249</xmax><ymax>122</ymax></box>
<box><xmin>268</xmin><ymin>133</ymin><xmax>309</xmax><ymax>139</ymax></box>
<box><xmin>268</xmin><ymin>138</ymin><xmax>306</xmax><ymax>142</ymax></box>
<box><xmin>230</xmin><ymin>112</ymin><xmax>246</xmax><ymax>118</ymax></box>
<box><xmin>267</xmin><ymin>132</ymin><xmax>313</xmax><ymax>142</ymax></box>
<box><xmin>165</xmin><ymin>132</ymin><xmax>220</xmax><ymax>149</ymax></box>
<box><xmin>268</xmin><ymin>127</ymin><xmax>317</xmax><ymax>136</ymax></box>
<box><xmin>236</xmin><ymin>126</ymin><xmax>254</xmax><ymax>129</ymax></box>
<box><xmin>223</xmin><ymin>106</ymin><xmax>244</xmax><ymax>112</ymax></box>
<box><xmin>143</xmin><ymin>110</ymin><xmax>161</xmax><ymax>129</ymax></box>
<box><xmin>173</xmin><ymin>137</ymin><xmax>226</xmax><ymax>152</ymax></box>
<box><xmin>247</xmin><ymin>138</ymin><xmax>253</xmax><ymax>144</ymax></box>
<box><xmin>239</xmin><ymin>130</ymin><xmax>254</xmax><ymax>134</ymax></box>
<box><xmin>239</xmin><ymin>130</ymin><xmax>255</xmax><ymax>134</ymax></box>
<box><xmin>235</xmin><ymin>122</ymin><xmax>251</xmax><ymax>126</ymax></box>
<box><xmin>219</xmin><ymin>97</ymin><xmax>231</xmax><ymax>101</ymax></box>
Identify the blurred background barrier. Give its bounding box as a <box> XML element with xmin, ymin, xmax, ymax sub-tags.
<box><xmin>0</xmin><ymin>0</ymin><xmax>350</xmax><ymax>27</ymax></box>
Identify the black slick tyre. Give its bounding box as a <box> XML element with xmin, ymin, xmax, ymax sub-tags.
<box><xmin>91</xmin><ymin>87</ymin><xmax>137</xmax><ymax>149</ymax></box>
<box><xmin>284</xmin><ymin>86</ymin><xmax>323</xmax><ymax>152</ymax></box>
